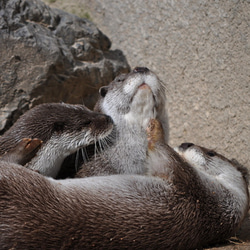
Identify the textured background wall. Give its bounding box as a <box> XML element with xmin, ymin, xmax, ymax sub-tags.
<box><xmin>45</xmin><ymin>0</ymin><xmax>249</xmax><ymax>169</ymax></box>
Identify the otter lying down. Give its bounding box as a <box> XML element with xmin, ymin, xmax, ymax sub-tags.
<box><xmin>0</xmin><ymin>114</ymin><xmax>248</xmax><ymax>249</ymax></box>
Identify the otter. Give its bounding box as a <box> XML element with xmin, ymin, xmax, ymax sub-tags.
<box><xmin>75</xmin><ymin>67</ymin><xmax>168</xmax><ymax>178</ymax></box>
<box><xmin>0</xmin><ymin>103</ymin><xmax>113</xmax><ymax>177</ymax></box>
<box><xmin>0</xmin><ymin>119</ymin><xmax>248</xmax><ymax>249</ymax></box>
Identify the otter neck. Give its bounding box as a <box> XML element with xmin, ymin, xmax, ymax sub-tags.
<box><xmin>123</xmin><ymin>90</ymin><xmax>156</xmax><ymax>130</ymax></box>
<box><xmin>99</xmin><ymin>121</ymin><xmax>148</xmax><ymax>175</ymax></box>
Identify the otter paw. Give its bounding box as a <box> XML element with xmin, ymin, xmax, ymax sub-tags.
<box><xmin>0</xmin><ymin>138</ymin><xmax>43</xmax><ymax>165</ymax></box>
<box><xmin>146</xmin><ymin>119</ymin><xmax>164</xmax><ymax>150</ymax></box>
<box><xmin>13</xmin><ymin>138</ymin><xmax>43</xmax><ymax>156</ymax></box>
<box><xmin>23</xmin><ymin>138</ymin><xmax>43</xmax><ymax>154</ymax></box>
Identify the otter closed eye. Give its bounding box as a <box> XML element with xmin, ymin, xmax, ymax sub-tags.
<box><xmin>53</xmin><ymin>122</ymin><xmax>65</xmax><ymax>132</ymax></box>
<box><xmin>82</xmin><ymin>120</ymin><xmax>92</xmax><ymax>126</ymax></box>
<box><xmin>207</xmin><ymin>151</ymin><xmax>216</xmax><ymax>157</ymax></box>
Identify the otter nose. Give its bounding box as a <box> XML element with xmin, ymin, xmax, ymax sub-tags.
<box><xmin>179</xmin><ymin>143</ymin><xmax>194</xmax><ymax>150</ymax></box>
<box><xmin>133</xmin><ymin>67</ymin><xmax>149</xmax><ymax>73</ymax></box>
<box><xmin>98</xmin><ymin>114</ymin><xmax>113</xmax><ymax>125</ymax></box>
<box><xmin>106</xmin><ymin>115</ymin><xmax>113</xmax><ymax>124</ymax></box>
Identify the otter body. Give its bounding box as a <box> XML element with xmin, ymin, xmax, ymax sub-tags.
<box><xmin>0</xmin><ymin>103</ymin><xmax>113</xmax><ymax>177</ymax></box>
<box><xmin>0</xmin><ymin>120</ymin><xmax>248</xmax><ymax>249</ymax></box>
<box><xmin>76</xmin><ymin>67</ymin><xmax>168</xmax><ymax>177</ymax></box>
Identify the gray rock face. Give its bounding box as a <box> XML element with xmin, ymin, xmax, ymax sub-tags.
<box><xmin>0</xmin><ymin>0</ymin><xmax>130</xmax><ymax>133</ymax></box>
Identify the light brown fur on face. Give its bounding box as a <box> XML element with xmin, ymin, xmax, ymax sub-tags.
<box><xmin>0</xmin><ymin>119</ymin><xmax>248</xmax><ymax>249</ymax></box>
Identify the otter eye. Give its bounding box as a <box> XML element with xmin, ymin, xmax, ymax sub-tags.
<box><xmin>53</xmin><ymin>122</ymin><xmax>65</xmax><ymax>132</ymax></box>
<box><xmin>83</xmin><ymin>120</ymin><xmax>92</xmax><ymax>126</ymax></box>
<box><xmin>115</xmin><ymin>73</ymin><xmax>126</xmax><ymax>83</ymax></box>
<box><xmin>116</xmin><ymin>77</ymin><xmax>123</xmax><ymax>82</ymax></box>
<box><xmin>207</xmin><ymin>151</ymin><xmax>216</xmax><ymax>157</ymax></box>
<box><xmin>99</xmin><ymin>86</ymin><xmax>108</xmax><ymax>97</ymax></box>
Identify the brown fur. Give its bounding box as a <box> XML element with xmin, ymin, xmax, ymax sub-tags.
<box><xmin>0</xmin><ymin>103</ymin><xmax>112</xmax><ymax>155</ymax></box>
<box><xmin>0</xmin><ymin>120</ymin><xmax>248</xmax><ymax>249</ymax></box>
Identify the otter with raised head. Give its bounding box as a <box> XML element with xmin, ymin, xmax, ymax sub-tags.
<box><xmin>75</xmin><ymin>67</ymin><xmax>168</xmax><ymax>177</ymax></box>
<box><xmin>0</xmin><ymin>103</ymin><xmax>113</xmax><ymax>177</ymax></box>
<box><xmin>0</xmin><ymin>119</ymin><xmax>248</xmax><ymax>249</ymax></box>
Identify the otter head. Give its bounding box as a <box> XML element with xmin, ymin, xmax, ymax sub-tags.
<box><xmin>175</xmin><ymin>143</ymin><xmax>249</xmax><ymax>203</ymax></box>
<box><xmin>41</xmin><ymin>103</ymin><xmax>114</xmax><ymax>154</ymax></box>
<box><xmin>94</xmin><ymin>67</ymin><xmax>168</xmax><ymax>141</ymax></box>
<box><xmin>13</xmin><ymin>103</ymin><xmax>114</xmax><ymax>177</ymax></box>
<box><xmin>9</xmin><ymin>103</ymin><xmax>113</xmax><ymax>151</ymax></box>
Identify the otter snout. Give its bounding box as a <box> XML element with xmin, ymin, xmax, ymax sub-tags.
<box><xmin>133</xmin><ymin>67</ymin><xmax>149</xmax><ymax>73</ymax></box>
<box><xmin>93</xmin><ymin>114</ymin><xmax>113</xmax><ymax>128</ymax></box>
<box><xmin>179</xmin><ymin>142</ymin><xmax>194</xmax><ymax>151</ymax></box>
<box><xmin>100</xmin><ymin>114</ymin><xmax>113</xmax><ymax>125</ymax></box>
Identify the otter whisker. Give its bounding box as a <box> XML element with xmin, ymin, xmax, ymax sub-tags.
<box><xmin>159</xmin><ymin>79</ymin><xmax>168</xmax><ymax>94</ymax></box>
<box><xmin>75</xmin><ymin>149</ymin><xmax>80</xmax><ymax>172</ymax></box>
<box><xmin>81</xmin><ymin>147</ymin><xmax>89</xmax><ymax>164</ymax></box>
<box><xmin>98</xmin><ymin>139</ymin><xmax>108</xmax><ymax>153</ymax></box>
<box><xmin>94</xmin><ymin>137</ymin><xmax>98</xmax><ymax>164</ymax></box>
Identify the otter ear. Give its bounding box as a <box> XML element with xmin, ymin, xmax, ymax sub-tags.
<box><xmin>231</xmin><ymin>158</ymin><xmax>249</xmax><ymax>185</ymax></box>
<box><xmin>99</xmin><ymin>86</ymin><xmax>108</xmax><ymax>97</ymax></box>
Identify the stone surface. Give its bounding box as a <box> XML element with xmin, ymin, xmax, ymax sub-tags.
<box><xmin>0</xmin><ymin>0</ymin><xmax>130</xmax><ymax>133</ymax></box>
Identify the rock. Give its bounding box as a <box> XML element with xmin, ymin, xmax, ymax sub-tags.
<box><xmin>0</xmin><ymin>0</ymin><xmax>130</xmax><ymax>134</ymax></box>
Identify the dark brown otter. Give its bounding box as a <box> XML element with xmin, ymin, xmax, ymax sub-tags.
<box><xmin>0</xmin><ymin>103</ymin><xmax>114</xmax><ymax>177</ymax></box>
<box><xmin>0</xmin><ymin>119</ymin><xmax>248</xmax><ymax>249</ymax></box>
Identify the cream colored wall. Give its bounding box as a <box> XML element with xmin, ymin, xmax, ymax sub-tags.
<box><xmin>45</xmin><ymin>0</ymin><xmax>250</xmax><ymax>168</ymax></box>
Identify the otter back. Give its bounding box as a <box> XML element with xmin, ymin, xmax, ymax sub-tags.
<box><xmin>0</xmin><ymin>137</ymin><xmax>248</xmax><ymax>249</ymax></box>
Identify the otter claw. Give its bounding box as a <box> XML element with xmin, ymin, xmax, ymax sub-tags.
<box><xmin>0</xmin><ymin>138</ymin><xmax>43</xmax><ymax>165</ymax></box>
<box><xmin>147</xmin><ymin>119</ymin><xmax>164</xmax><ymax>150</ymax></box>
